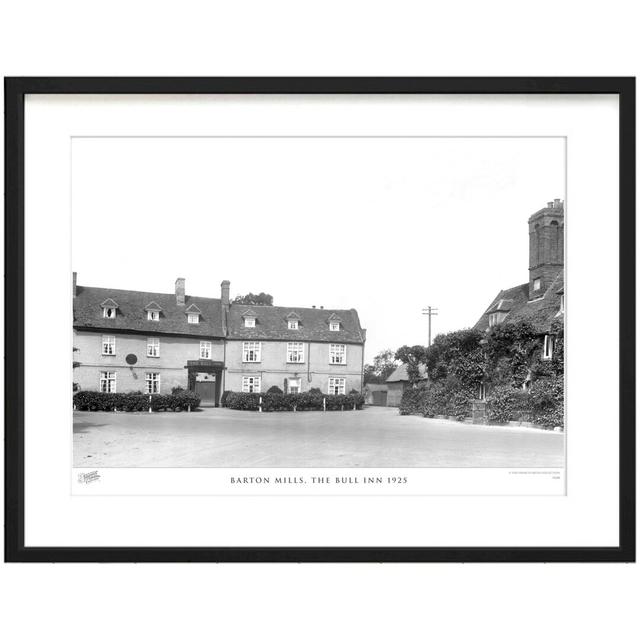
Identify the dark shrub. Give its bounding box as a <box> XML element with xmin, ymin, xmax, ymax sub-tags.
<box><xmin>266</xmin><ymin>385</ymin><xmax>284</xmax><ymax>394</ymax></box>
<box><xmin>486</xmin><ymin>385</ymin><xmax>530</xmax><ymax>423</ymax></box>
<box><xmin>222</xmin><ymin>390</ymin><xmax>364</xmax><ymax>412</ymax></box>
<box><xmin>308</xmin><ymin>387</ymin><xmax>323</xmax><ymax>395</ymax></box>
<box><xmin>528</xmin><ymin>376</ymin><xmax>564</xmax><ymax>430</ymax></box>
<box><xmin>73</xmin><ymin>390</ymin><xmax>200</xmax><ymax>412</ymax></box>
<box><xmin>171</xmin><ymin>386</ymin><xmax>185</xmax><ymax>395</ymax></box>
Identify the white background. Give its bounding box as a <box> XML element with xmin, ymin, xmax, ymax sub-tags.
<box><xmin>26</xmin><ymin>94</ymin><xmax>611</xmax><ymax>545</ymax></box>
<box><xmin>1</xmin><ymin>2</ymin><xmax>638</xmax><ymax>640</ymax></box>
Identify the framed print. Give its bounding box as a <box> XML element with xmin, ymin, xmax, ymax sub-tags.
<box><xmin>4</xmin><ymin>77</ymin><xmax>635</xmax><ymax>562</ymax></box>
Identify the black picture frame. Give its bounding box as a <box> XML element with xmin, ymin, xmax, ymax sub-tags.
<box><xmin>4</xmin><ymin>77</ymin><xmax>635</xmax><ymax>563</ymax></box>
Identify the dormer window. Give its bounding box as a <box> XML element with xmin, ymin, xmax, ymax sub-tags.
<box><xmin>288</xmin><ymin>319</ymin><xmax>299</xmax><ymax>330</ymax></box>
<box><xmin>244</xmin><ymin>317</ymin><xmax>256</xmax><ymax>328</ymax></box>
<box><xmin>329</xmin><ymin>322</ymin><xmax>340</xmax><ymax>331</ymax></box>
<box><xmin>185</xmin><ymin>303</ymin><xmax>201</xmax><ymax>325</ymax></box>
<box><xmin>100</xmin><ymin>298</ymin><xmax>118</xmax><ymax>319</ymax></box>
<box><xmin>533</xmin><ymin>278</ymin><xmax>541</xmax><ymax>292</ymax></box>
<box><xmin>145</xmin><ymin>301</ymin><xmax>162</xmax><ymax>321</ymax></box>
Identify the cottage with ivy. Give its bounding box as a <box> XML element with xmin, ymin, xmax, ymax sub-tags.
<box><xmin>398</xmin><ymin>199</ymin><xmax>564</xmax><ymax>430</ymax></box>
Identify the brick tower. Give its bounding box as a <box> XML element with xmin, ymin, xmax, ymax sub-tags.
<box><xmin>528</xmin><ymin>198</ymin><xmax>564</xmax><ymax>299</ymax></box>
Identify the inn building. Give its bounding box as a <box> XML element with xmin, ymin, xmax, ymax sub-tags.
<box><xmin>73</xmin><ymin>276</ymin><xmax>366</xmax><ymax>406</ymax></box>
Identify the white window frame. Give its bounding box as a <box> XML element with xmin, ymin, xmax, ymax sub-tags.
<box><xmin>542</xmin><ymin>334</ymin><xmax>554</xmax><ymax>360</ymax></box>
<box><xmin>147</xmin><ymin>337</ymin><xmax>160</xmax><ymax>358</ymax></box>
<box><xmin>286</xmin><ymin>342</ymin><xmax>305</xmax><ymax>363</ymax></box>
<box><xmin>244</xmin><ymin>317</ymin><xmax>256</xmax><ymax>328</ymax></box>
<box><xmin>242</xmin><ymin>375</ymin><xmax>261</xmax><ymax>393</ymax></box>
<box><xmin>187</xmin><ymin>312</ymin><xmax>199</xmax><ymax>324</ymax></box>
<box><xmin>329</xmin><ymin>321</ymin><xmax>340</xmax><ymax>331</ymax></box>
<box><xmin>242</xmin><ymin>341</ymin><xmax>262</xmax><ymax>363</ymax></box>
<box><xmin>99</xmin><ymin>371</ymin><xmax>117</xmax><ymax>393</ymax></box>
<box><xmin>147</xmin><ymin>309</ymin><xmax>160</xmax><ymax>321</ymax></box>
<box><xmin>288</xmin><ymin>319</ymin><xmax>299</xmax><ymax>330</ymax></box>
<box><xmin>287</xmin><ymin>378</ymin><xmax>301</xmax><ymax>394</ymax></box>
<box><xmin>101</xmin><ymin>335</ymin><xmax>116</xmax><ymax>356</ymax></box>
<box><xmin>145</xmin><ymin>372</ymin><xmax>161</xmax><ymax>394</ymax></box>
<box><xmin>533</xmin><ymin>277</ymin><xmax>541</xmax><ymax>291</ymax></box>
<box><xmin>200</xmin><ymin>340</ymin><xmax>212</xmax><ymax>359</ymax></box>
<box><xmin>328</xmin><ymin>377</ymin><xmax>346</xmax><ymax>395</ymax></box>
<box><xmin>559</xmin><ymin>294</ymin><xmax>565</xmax><ymax>314</ymax></box>
<box><xmin>329</xmin><ymin>343</ymin><xmax>346</xmax><ymax>364</ymax></box>
<box><xmin>103</xmin><ymin>306</ymin><xmax>116</xmax><ymax>319</ymax></box>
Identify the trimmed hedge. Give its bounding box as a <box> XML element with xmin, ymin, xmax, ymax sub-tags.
<box><xmin>222</xmin><ymin>391</ymin><xmax>365</xmax><ymax>412</ymax></box>
<box><xmin>73</xmin><ymin>390</ymin><xmax>201</xmax><ymax>412</ymax></box>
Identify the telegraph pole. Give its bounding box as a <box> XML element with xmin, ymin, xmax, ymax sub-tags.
<box><xmin>422</xmin><ymin>306</ymin><xmax>438</xmax><ymax>346</ymax></box>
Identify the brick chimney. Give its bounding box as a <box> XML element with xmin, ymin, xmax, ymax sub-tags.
<box><xmin>528</xmin><ymin>199</ymin><xmax>564</xmax><ymax>299</ymax></box>
<box><xmin>72</xmin><ymin>271</ymin><xmax>77</xmax><ymax>297</ymax></box>
<box><xmin>175</xmin><ymin>277</ymin><xmax>185</xmax><ymax>305</ymax></box>
<box><xmin>221</xmin><ymin>280</ymin><xmax>230</xmax><ymax>308</ymax></box>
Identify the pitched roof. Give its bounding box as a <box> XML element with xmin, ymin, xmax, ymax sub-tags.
<box><xmin>144</xmin><ymin>301</ymin><xmax>163</xmax><ymax>311</ymax></box>
<box><xmin>100</xmin><ymin>298</ymin><xmax>119</xmax><ymax>308</ymax></box>
<box><xmin>474</xmin><ymin>272</ymin><xmax>564</xmax><ymax>333</ymax></box>
<box><xmin>364</xmin><ymin>383</ymin><xmax>388</xmax><ymax>391</ymax></box>
<box><xmin>74</xmin><ymin>286</ymin><xmax>225</xmax><ymax>337</ymax></box>
<box><xmin>184</xmin><ymin>303</ymin><xmax>202</xmax><ymax>313</ymax></box>
<box><xmin>227</xmin><ymin>305</ymin><xmax>365</xmax><ymax>343</ymax></box>
<box><xmin>385</xmin><ymin>363</ymin><xmax>428</xmax><ymax>383</ymax></box>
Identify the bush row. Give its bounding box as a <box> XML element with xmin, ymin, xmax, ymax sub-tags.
<box><xmin>400</xmin><ymin>376</ymin><xmax>564</xmax><ymax>430</ymax></box>
<box><xmin>73</xmin><ymin>390</ymin><xmax>201</xmax><ymax>412</ymax></box>
<box><xmin>221</xmin><ymin>390</ymin><xmax>365</xmax><ymax>411</ymax></box>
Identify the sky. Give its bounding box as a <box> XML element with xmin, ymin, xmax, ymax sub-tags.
<box><xmin>72</xmin><ymin>136</ymin><xmax>565</xmax><ymax>363</ymax></box>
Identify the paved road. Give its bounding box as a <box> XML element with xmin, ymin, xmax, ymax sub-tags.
<box><xmin>73</xmin><ymin>406</ymin><xmax>564</xmax><ymax>468</ymax></box>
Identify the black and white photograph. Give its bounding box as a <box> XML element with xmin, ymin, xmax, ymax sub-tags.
<box><xmin>71</xmin><ymin>136</ymin><xmax>566</xmax><ymax>473</ymax></box>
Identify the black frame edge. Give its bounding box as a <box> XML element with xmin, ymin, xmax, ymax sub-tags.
<box><xmin>4</xmin><ymin>77</ymin><xmax>635</xmax><ymax>563</ymax></box>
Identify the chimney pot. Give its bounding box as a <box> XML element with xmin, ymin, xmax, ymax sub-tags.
<box><xmin>547</xmin><ymin>201</ymin><xmax>554</xmax><ymax>208</ymax></box>
<box><xmin>554</xmin><ymin>198</ymin><xmax>561</xmax><ymax>208</ymax></box>
<box><xmin>175</xmin><ymin>277</ymin><xmax>185</xmax><ymax>305</ymax></box>
<box><xmin>221</xmin><ymin>280</ymin><xmax>230</xmax><ymax>307</ymax></box>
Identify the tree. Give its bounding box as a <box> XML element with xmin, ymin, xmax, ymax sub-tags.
<box><xmin>395</xmin><ymin>345</ymin><xmax>430</xmax><ymax>384</ymax></box>
<box><xmin>232</xmin><ymin>292</ymin><xmax>274</xmax><ymax>306</ymax></box>
<box><xmin>364</xmin><ymin>348</ymin><xmax>399</xmax><ymax>384</ymax></box>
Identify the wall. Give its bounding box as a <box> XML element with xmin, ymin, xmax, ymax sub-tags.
<box><xmin>73</xmin><ymin>329</ymin><xmax>224</xmax><ymax>393</ymax></box>
<box><xmin>224</xmin><ymin>339</ymin><xmax>364</xmax><ymax>393</ymax></box>
<box><xmin>386</xmin><ymin>381</ymin><xmax>406</xmax><ymax>407</ymax></box>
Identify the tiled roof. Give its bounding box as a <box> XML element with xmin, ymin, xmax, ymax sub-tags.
<box><xmin>74</xmin><ymin>286</ymin><xmax>225</xmax><ymax>337</ymax></box>
<box><xmin>474</xmin><ymin>272</ymin><xmax>564</xmax><ymax>333</ymax></box>
<box><xmin>385</xmin><ymin>363</ymin><xmax>428</xmax><ymax>383</ymax></box>
<box><xmin>227</xmin><ymin>304</ymin><xmax>365</xmax><ymax>343</ymax></box>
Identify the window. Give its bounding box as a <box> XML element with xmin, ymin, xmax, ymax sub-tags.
<box><xmin>145</xmin><ymin>372</ymin><xmax>161</xmax><ymax>394</ymax></box>
<box><xmin>478</xmin><ymin>383</ymin><xmax>486</xmax><ymax>400</ymax></box>
<box><xmin>559</xmin><ymin>294</ymin><xmax>565</xmax><ymax>314</ymax></box>
<box><xmin>542</xmin><ymin>335</ymin><xmax>554</xmax><ymax>360</ymax></box>
<box><xmin>329</xmin><ymin>343</ymin><xmax>346</xmax><ymax>364</ymax></box>
<box><xmin>288</xmin><ymin>319</ymin><xmax>299</xmax><ymax>330</ymax></box>
<box><xmin>287</xmin><ymin>342</ymin><xmax>305</xmax><ymax>363</ymax></box>
<box><xmin>488</xmin><ymin>313</ymin><xmax>498</xmax><ymax>328</ymax></box>
<box><xmin>242</xmin><ymin>341</ymin><xmax>261</xmax><ymax>362</ymax></box>
<box><xmin>100</xmin><ymin>371</ymin><xmax>116</xmax><ymax>393</ymax></box>
<box><xmin>147</xmin><ymin>337</ymin><xmax>160</xmax><ymax>357</ymax></box>
<box><xmin>101</xmin><ymin>335</ymin><xmax>115</xmax><ymax>355</ymax></box>
<box><xmin>200</xmin><ymin>341</ymin><xmax>212</xmax><ymax>359</ymax></box>
<box><xmin>287</xmin><ymin>378</ymin><xmax>301</xmax><ymax>394</ymax></box>
<box><xmin>329</xmin><ymin>321</ymin><xmax>340</xmax><ymax>331</ymax></box>
<box><xmin>242</xmin><ymin>375</ymin><xmax>261</xmax><ymax>393</ymax></box>
<box><xmin>244</xmin><ymin>317</ymin><xmax>256</xmax><ymax>328</ymax></box>
<box><xmin>103</xmin><ymin>307</ymin><xmax>116</xmax><ymax>319</ymax></box>
<box><xmin>328</xmin><ymin>377</ymin><xmax>346</xmax><ymax>395</ymax></box>
<box><xmin>147</xmin><ymin>310</ymin><xmax>160</xmax><ymax>321</ymax></box>
<box><xmin>533</xmin><ymin>278</ymin><xmax>541</xmax><ymax>291</ymax></box>
<box><xmin>187</xmin><ymin>312</ymin><xmax>199</xmax><ymax>324</ymax></box>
